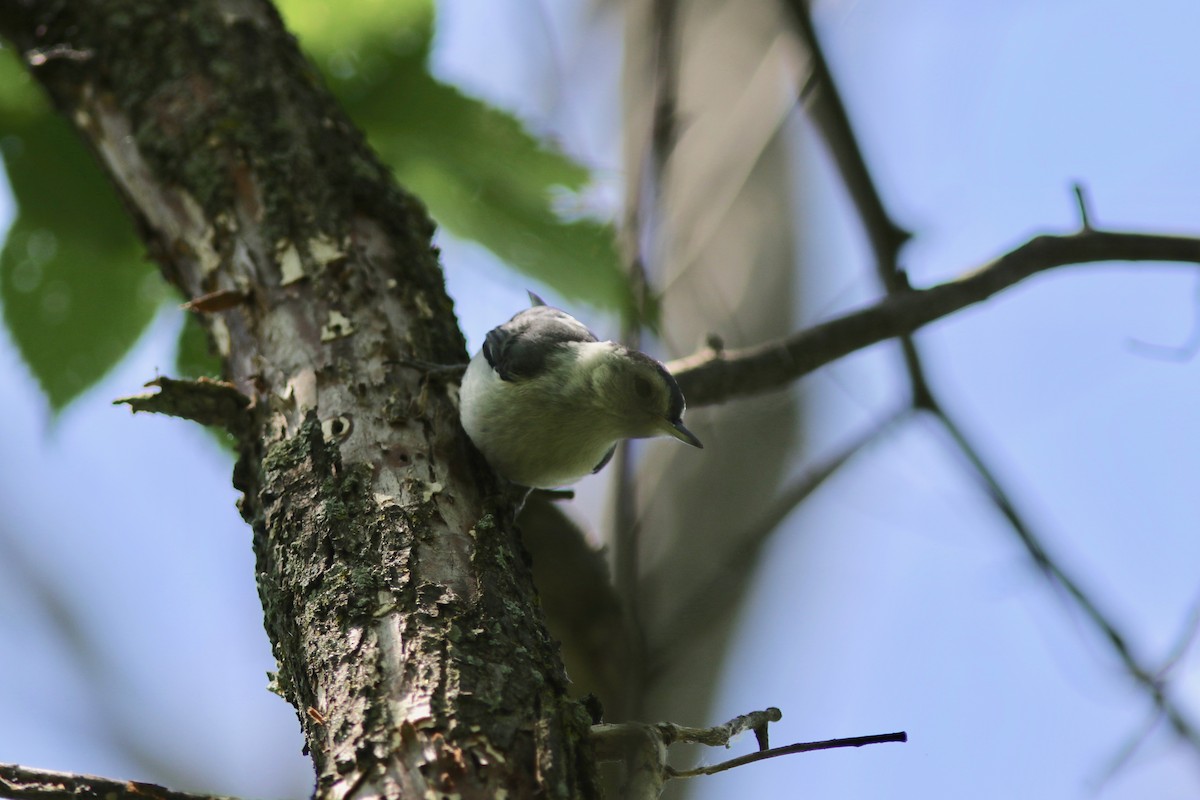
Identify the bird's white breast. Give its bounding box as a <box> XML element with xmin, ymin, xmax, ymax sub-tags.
<box><xmin>459</xmin><ymin>344</ymin><xmax>625</xmax><ymax>488</ymax></box>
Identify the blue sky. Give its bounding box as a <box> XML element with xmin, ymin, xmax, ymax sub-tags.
<box><xmin>2</xmin><ymin>1</ymin><xmax>1199</xmax><ymax>798</ymax></box>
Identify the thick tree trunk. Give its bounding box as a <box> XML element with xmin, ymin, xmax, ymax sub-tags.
<box><xmin>0</xmin><ymin>2</ymin><xmax>598</xmax><ymax>797</ymax></box>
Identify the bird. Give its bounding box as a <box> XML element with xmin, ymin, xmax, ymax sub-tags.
<box><xmin>459</xmin><ymin>292</ymin><xmax>702</xmax><ymax>488</ymax></box>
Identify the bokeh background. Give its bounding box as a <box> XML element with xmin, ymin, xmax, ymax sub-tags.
<box><xmin>2</xmin><ymin>1</ymin><xmax>1199</xmax><ymax>798</ymax></box>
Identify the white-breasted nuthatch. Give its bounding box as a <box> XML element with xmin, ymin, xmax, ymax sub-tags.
<box><xmin>460</xmin><ymin>293</ymin><xmax>702</xmax><ymax>488</ymax></box>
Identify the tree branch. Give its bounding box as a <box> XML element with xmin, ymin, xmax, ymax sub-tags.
<box><xmin>0</xmin><ymin>763</ymin><xmax>237</xmax><ymax>800</ymax></box>
<box><xmin>611</xmin><ymin>0</ymin><xmax>684</xmax><ymax>723</ymax></box>
<box><xmin>1</xmin><ymin>2</ymin><xmax>598</xmax><ymax>797</ymax></box>
<box><xmin>592</xmin><ymin>707</ymin><xmax>905</xmax><ymax>796</ymax></box>
<box><xmin>647</xmin><ymin>406</ymin><xmax>909</xmax><ymax>668</ymax></box>
<box><xmin>782</xmin><ymin>0</ymin><xmax>938</xmax><ymax>410</ymax></box>
<box><xmin>780</xmin><ymin>0</ymin><xmax>1200</xmax><ymax>777</ymax></box>
<box><xmin>114</xmin><ymin>377</ymin><xmax>253</xmax><ymax>437</ymax></box>
<box><xmin>781</xmin><ymin>0</ymin><xmax>911</xmax><ymax>275</ymax></box>
<box><xmin>671</xmin><ymin>227</ymin><xmax>1200</xmax><ymax>406</ymax></box>
<box><xmin>667</xmin><ymin>730</ymin><xmax>907</xmax><ymax>779</ymax></box>
<box><xmin>659</xmin><ymin>706</ymin><xmax>782</xmax><ymax>750</ymax></box>
<box><xmin>926</xmin><ymin>405</ymin><xmax>1200</xmax><ymax>757</ymax></box>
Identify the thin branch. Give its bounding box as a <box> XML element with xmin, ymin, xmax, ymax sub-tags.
<box><xmin>659</xmin><ymin>707</ymin><xmax>782</xmax><ymax>749</ymax></box>
<box><xmin>0</xmin><ymin>763</ymin><xmax>239</xmax><ymax>800</ymax></box>
<box><xmin>670</xmin><ymin>228</ymin><xmax>1200</xmax><ymax>407</ymax></box>
<box><xmin>668</xmin><ymin>731</ymin><xmax>908</xmax><ymax>779</ymax></box>
<box><xmin>1093</xmin><ymin>709</ymin><xmax>1164</xmax><ymax>792</ymax></box>
<box><xmin>180</xmin><ymin>289</ymin><xmax>250</xmax><ymax>313</ymax></box>
<box><xmin>783</xmin><ymin>0</ymin><xmax>1200</xmax><ymax>778</ymax></box>
<box><xmin>780</xmin><ymin>0</ymin><xmax>910</xmax><ymax>277</ymax></box>
<box><xmin>647</xmin><ymin>406</ymin><xmax>910</xmax><ymax>667</ymax></box>
<box><xmin>782</xmin><ymin>0</ymin><xmax>937</xmax><ymax>413</ymax></box>
<box><xmin>114</xmin><ymin>377</ymin><xmax>253</xmax><ymax>437</ymax></box>
<box><xmin>925</xmin><ymin>405</ymin><xmax>1200</xmax><ymax>757</ymax></box>
<box><xmin>593</xmin><ymin>709</ymin><xmax>904</xmax><ymax>793</ymax></box>
<box><xmin>1073</xmin><ymin>183</ymin><xmax>1095</xmax><ymax>230</ymax></box>
<box><xmin>649</xmin><ymin>0</ymin><xmax>681</xmax><ymax>186</ymax></box>
<box><xmin>611</xmin><ymin>0</ymin><xmax>682</xmax><ymax>722</ymax></box>
<box><xmin>1127</xmin><ymin>271</ymin><xmax>1200</xmax><ymax>361</ymax></box>
<box><xmin>1159</xmin><ymin>586</ymin><xmax>1200</xmax><ymax>677</ymax></box>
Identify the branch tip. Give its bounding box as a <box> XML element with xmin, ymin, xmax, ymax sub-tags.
<box><xmin>114</xmin><ymin>376</ymin><xmax>253</xmax><ymax>436</ymax></box>
<box><xmin>668</xmin><ymin>729</ymin><xmax>908</xmax><ymax>780</ymax></box>
<box><xmin>1072</xmin><ymin>182</ymin><xmax>1094</xmax><ymax>230</ymax></box>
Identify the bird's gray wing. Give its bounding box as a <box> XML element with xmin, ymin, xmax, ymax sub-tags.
<box><xmin>483</xmin><ymin>305</ymin><xmax>597</xmax><ymax>381</ymax></box>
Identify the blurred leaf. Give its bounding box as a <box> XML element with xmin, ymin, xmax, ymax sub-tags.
<box><xmin>171</xmin><ymin>311</ymin><xmax>237</xmax><ymax>455</ymax></box>
<box><xmin>0</xmin><ymin>43</ymin><xmax>45</xmax><ymax>119</ymax></box>
<box><xmin>285</xmin><ymin>1</ymin><xmax>634</xmax><ymax>316</ymax></box>
<box><xmin>277</xmin><ymin>0</ymin><xmax>434</xmax><ymax>62</ymax></box>
<box><xmin>0</xmin><ymin>3</ymin><xmax>634</xmax><ymax>416</ymax></box>
<box><xmin>398</xmin><ymin>154</ymin><xmax>628</xmax><ymax>312</ymax></box>
<box><xmin>0</xmin><ymin>109</ymin><xmax>167</xmax><ymax>410</ymax></box>
<box><xmin>174</xmin><ymin>311</ymin><xmax>223</xmax><ymax>380</ymax></box>
<box><xmin>367</xmin><ymin>60</ymin><xmax>633</xmax><ymax>316</ymax></box>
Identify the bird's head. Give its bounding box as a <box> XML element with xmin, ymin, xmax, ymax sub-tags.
<box><xmin>595</xmin><ymin>347</ymin><xmax>703</xmax><ymax>448</ymax></box>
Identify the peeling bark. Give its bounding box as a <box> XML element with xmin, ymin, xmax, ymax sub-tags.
<box><xmin>0</xmin><ymin>2</ymin><xmax>599</xmax><ymax>797</ymax></box>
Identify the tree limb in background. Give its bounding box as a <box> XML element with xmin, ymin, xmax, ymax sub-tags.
<box><xmin>610</xmin><ymin>0</ymin><xmax>683</xmax><ymax>722</ymax></box>
<box><xmin>0</xmin><ymin>763</ymin><xmax>237</xmax><ymax>800</ymax></box>
<box><xmin>927</xmin><ymin>405</ymin><xmax>1200</xmax><ymax>758</ymax></box>
<box><xmin>671</xmin><ymin>227</ymin><xmax>1200</xmax><ymax>407</ymax></box>
<box><xmin>776</xmin><ymin>0</ymin><xmax>1200</xmax><ymax>773</ymax></box>
<box><xmin>646</xmin><ymin>405</ymin><xmax>911</xmax><ymax>667</ymax></box>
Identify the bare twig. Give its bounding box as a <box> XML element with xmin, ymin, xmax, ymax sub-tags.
<box><xmin>782</xmin><ymin>0</ymin><xmax>938</xmax><ymax>414</ymax></box>
<box><xmin>668</xmin><ymin>731</ymin><xmax>908</xmax><ymax>779</ymax></box>
<box><xmin>659</xmin><ymin>706</ymin><xmax>782</xmax><ymax>749</ymax></box>
<box><xmin>1159</xmin><ymin>587</ymin><xmax>1200</xmax><ymax>677</ymax></box>
<box><xmin>180</xmin><ymin>288</ymin><xmax>249</xmax><ymax>313</ymax></box>
<box><xmin>611</xmin><ymin>0</ymin><xmax>683</xmax><ymax>721</ymax></box>
<box><xmin>593</xmin><ymin>708</ymin><xmax>904</xmax><ymax>795</ymax></box>
<box><xmin>780</xmin><ymin>0</ymin><xmax>910</xmax><ymax>275</ymax></box>
<box><xmin>780</xmin><ymin>0</ymin><xmax>1200</xmax><ymax>779</ymax></box>
<box><xmin>114</xmin><ymin>377</ymin><xmax>253</xmax><ymax>437</ymax></box>
<box><xmin>647</xmin><ymin>406</ymin><xmax>910</xmax><ymax>666</ymax></box>
<box><xmin>670</xmin><ymin>228</ymin><xmax>1200</xmax><ymax>407</ymax></box>
<box><xmin>1094</xmin><ymin>709</ymin><xmax>1164</xmax><ymax>792</ymax></box>
<box><xmin>926</xmin><ymin>405</ymin><xmax>1200</xmax><ymax>757</ymax></box>
<box><xmin>1073</xmin><ymin>183</ymin><xmax>1095</xmax><ymax>230</ymax></box>
<box><xmin>0</xmin><ymin>763</ymin><xmax>239</xmax><ymax>800</ymax></box>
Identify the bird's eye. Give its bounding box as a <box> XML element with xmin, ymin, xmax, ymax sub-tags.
<box><xmin>633</xmin><ymin>376</ymin><xmax>653</xmax><ymax>399</ymax></box>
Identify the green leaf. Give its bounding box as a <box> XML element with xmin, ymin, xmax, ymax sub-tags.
<box><xmin>400</xmin><ymin>157</ymin><xmax>629</xmax><ymax>309</ymax></box>
<box><xmin>0</xmin><ymin>110</ymin><xmax>166</xmax><ymax>410</ymax></box>
<box><xmin>0</xmin><ymin>4</ymin><xmax>636</xmax><ymax>416</ymax></box>
<box><xmin>289</xmin><ymin>6</ymin><xmax>635</xmax><ymax>316</ymax></box>
<box><xmin>368</xmin><ymin>61</ymin><xmax>632</xmax><ymax>316</ymax></box>
<box><xmin>276</xmin><ymin>0</ymin><xmax>434</xmax><ymax>62</ymax></box>
<box><xmin>0</xmin><ymin>44</ymin><xmax>45</xmax><ymax>120</ymax></box>
<box><xmin>174</xmin><ymin>310</ymin><xmax>223</xmax><ymax>380</ymax></box>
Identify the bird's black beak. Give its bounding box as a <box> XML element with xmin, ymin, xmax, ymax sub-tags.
<box><xmin>665</xmin><ymin>419</ymin><xmax>703</xmax><ymax>448</ymax></box>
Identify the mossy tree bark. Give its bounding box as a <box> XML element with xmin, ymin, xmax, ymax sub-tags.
<box><xmin>0</xmin><ymin>2</ymin><xmax>598</xmax><ymax>798</ymax></box>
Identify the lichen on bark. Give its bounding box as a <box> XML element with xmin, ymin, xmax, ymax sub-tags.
<box><xmin>0</xmin><ymin>1</ymin><xmax>601</xmax><ymax>796</ymax></box>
